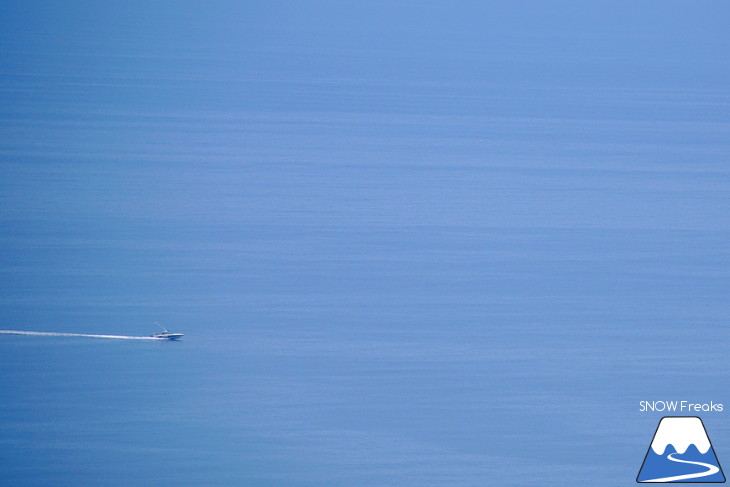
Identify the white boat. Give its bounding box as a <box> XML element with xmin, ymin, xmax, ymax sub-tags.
<box><xmin>152</xmin><ymin>323</ymin><xmax>184</xmax><ymax>340</ymax></box>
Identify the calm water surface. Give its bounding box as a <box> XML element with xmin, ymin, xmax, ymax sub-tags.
<box><xmin>1</xmin><ymin>2</ymin><xmax>729</xmax><ymax>485</ymax></box>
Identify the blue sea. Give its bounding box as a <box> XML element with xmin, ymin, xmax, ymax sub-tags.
<box><xmin>1</xmin><ymin>2</ymin><xmax>729</xmax><ymax>485</ymax></box>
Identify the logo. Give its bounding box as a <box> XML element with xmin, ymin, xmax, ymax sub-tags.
<box><xmin>637</xmin><ymin>416</ymin><xmax>725</xmax><ymax>483</ymax></box>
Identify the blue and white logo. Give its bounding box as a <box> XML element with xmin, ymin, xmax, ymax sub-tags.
<box><xmin>637</xmin><ymin>416</ymin><xmax>725</xmax><ymax>483</ymax></box>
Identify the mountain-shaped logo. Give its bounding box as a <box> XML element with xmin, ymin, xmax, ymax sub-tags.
<box><xmin>637</xmin><ymin>416</ymin><xmax>725</xmax><ymax>483</ymax></box>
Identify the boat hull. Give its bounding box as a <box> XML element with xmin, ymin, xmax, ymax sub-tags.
<box><xmin>152</xmin><ymin>333</ymin><xmax>184</xmax><ymax>340</ymax></box>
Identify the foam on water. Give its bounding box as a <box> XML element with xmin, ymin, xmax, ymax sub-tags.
<box><xmin>0</xmin><ymin>330</ymin><xmax>162</xmax><ymax>340</ymax></box>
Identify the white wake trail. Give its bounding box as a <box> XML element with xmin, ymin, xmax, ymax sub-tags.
<box><xmin>0</xmin><ymin>330</ymin><xmax>162</xmax><ymax>340</ymax></box>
